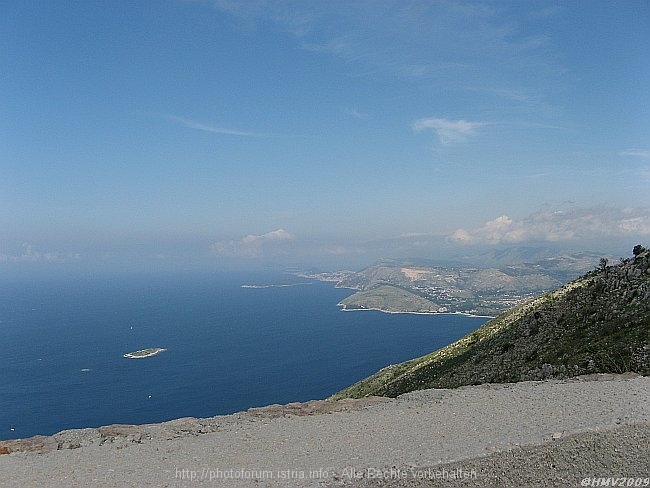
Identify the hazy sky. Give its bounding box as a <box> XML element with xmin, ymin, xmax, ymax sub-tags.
<box><xmin>2</xmin><ymin>1</ymin><xmax>649</xmax><ymax>270</ymax></box>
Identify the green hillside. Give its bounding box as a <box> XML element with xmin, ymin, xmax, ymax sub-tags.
<box><xmin>338</xmin><ymin>284</ymin><xmax>441</xmax><ymax>313</ymax></box>
<box><xmin>331</xmin><ymin>246</ymin><xmax>650</xmax><ymax>399</ymax></box>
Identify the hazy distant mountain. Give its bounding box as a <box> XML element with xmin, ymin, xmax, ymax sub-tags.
<box><xmin>332</xmin><ymin>249</ymin><xmax>604</xmax><ymax>316</ymax></box>
<box><xmin>458</xmin><ymin>246</ymin><xmax>610</xmax><ymax>272</ymax></box>
<box><xmin>332</xmin><ymin>246</ymin><xmax>650</xmax><ymax>399</ymax></box>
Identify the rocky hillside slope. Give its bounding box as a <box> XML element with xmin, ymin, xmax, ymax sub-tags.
<box><xmin>332</xmin><ymin>246</ymin><xmax>650</xmax><ymax>399</ymax></box>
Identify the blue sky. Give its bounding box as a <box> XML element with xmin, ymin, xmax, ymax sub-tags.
<box><xmin>2</xmin><ymin>1</ymin><xmax>649</xmax><ymax>270</ymax></box>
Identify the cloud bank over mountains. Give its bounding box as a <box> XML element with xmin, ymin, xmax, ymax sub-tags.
<box><xmin>450</xmin><ymin>207</ymin><xmax>650</xmax><ymax>245</ymax></box>
<box><xmin>4</xmin><ymin>206</ymin><xmax>648</xmax><ymax>269</ymax></box>
<box><xmin>205</xmin><ymin>206</ymin><xmax>650</xmax><ymax>263</ymax></box>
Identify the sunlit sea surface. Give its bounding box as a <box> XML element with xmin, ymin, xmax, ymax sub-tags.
<box><xmin>0</xmin><ymin>270</ymin><xmax>486</xmax><ymax>440</ymax></box>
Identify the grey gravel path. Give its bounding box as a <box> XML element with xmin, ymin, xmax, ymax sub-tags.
<box><xmin>0</xmin><ymin>374</ymin><xmax>647</xmax><ymax>487</ymax></box>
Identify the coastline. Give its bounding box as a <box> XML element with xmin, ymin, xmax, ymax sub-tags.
<box><xmin>337</xmin><ymin>304</ymin><xmax>494</xmax><ymax>319</ymax></box>
<box><xmin>241</xmin><ymin>282</ymin><xmax>313</xmax><ymax>289</ymax></box>
<box><xmin>293</xmin><ymin>273</ymin><xmax>493</xmax><ymax>317</ymax></box>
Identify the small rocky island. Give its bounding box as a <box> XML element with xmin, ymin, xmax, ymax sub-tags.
<box><xmin>123</xmin><ymin>348</ymin><xmax>166</xmax><ymax>359</ymax></box>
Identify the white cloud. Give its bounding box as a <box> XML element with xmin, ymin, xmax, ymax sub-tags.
<box><xmin>0</xmin><ymin>243</ymin><xmax>79</xmax><ymax>263</ymax></box>
<box><xmin>210</xmin><ymin>1</ymin><xmax>563</xmax><ymax>101</ymax></box>
<box><xmin>399</xmin><ymin>232</ymin><xmax>435</xmax><ymax>238</ymax></box>
<box><xmin>619</xmin><ymin>216</ymin><xmax>650</xmax><ymax>234</ymax></box>
<box><xmin>448</xmin><ymin>229</ymin><xmax>473</xmax><ymax>243</ymax></box>
<box><xmin>211</xmin><ymin>229</ymin><xmax>294</xmax><ymax>257</ymax></box>
<box><xmin>167</xmin><ymin>115</ymin><xmax>262</xmax><ymax>137</ymax></box>
<box><xmin>412</xmin><ymin>117</ymin><xmax>485</xmax><ymax>144</ymax></box>
<box><xmin>212</xmin><ymin>0</ymin><xmax>316</xmax><ymax>37</ymax></box>
<box><xmin>209</xmin><ymin>230</ymin><xmax>371</xmax><ymax>259</ymax></box>
<box><xmin>342</xmin><ymin>107</ymin><xmax>368</xmax><ymax>120</ymax></box>
<box><xmin>620</xmin><ymin>149</ymin><xmax>650</xmax><ymax>159</ymax></box>
<box><xmin>241</xmin><ymin>229</ymin><xmax>294</xmax><ymax>244</ymax></box>
<box><xmin>450</xmin><ymin>207</ymin><xmax>650</xmax><ymax>245</ymax></box>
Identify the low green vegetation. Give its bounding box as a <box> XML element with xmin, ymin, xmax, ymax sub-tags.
<box><xmin>331</xmin><ymin>246</ymin><xmax>650</xmax><ymax>399</ymax></box>
<box><xmin>338</xmin><ymin>284</ymin><xmax>441</xmax><ymax>313</ymax></box>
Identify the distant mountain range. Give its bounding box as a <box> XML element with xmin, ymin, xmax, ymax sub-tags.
<box><xmin>331</xmin><ymin>245</ymin><xmax>650</xmax><ymax>399</ymax></box>
<box><xmin>300</xmin><ymin>248</ymin><xmax>609</xmax><ymax>316</ymax></box>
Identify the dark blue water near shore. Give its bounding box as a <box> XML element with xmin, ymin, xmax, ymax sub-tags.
<box><xmin>0</xmin><ymin>271</ymin><xmax>486</xmax><ymax>440</ymax></box>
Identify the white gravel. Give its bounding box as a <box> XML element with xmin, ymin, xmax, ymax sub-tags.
<box><xmin>0</xmin><ymin>374</ymin><xmax>648</xmax><ymax>487</ymax></box>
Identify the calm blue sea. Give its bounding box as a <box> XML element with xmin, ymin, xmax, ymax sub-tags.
<box><xmin>0</xmin><ymin>270</ymin><xmax>486</xmax><ymax>440</ymax></box>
